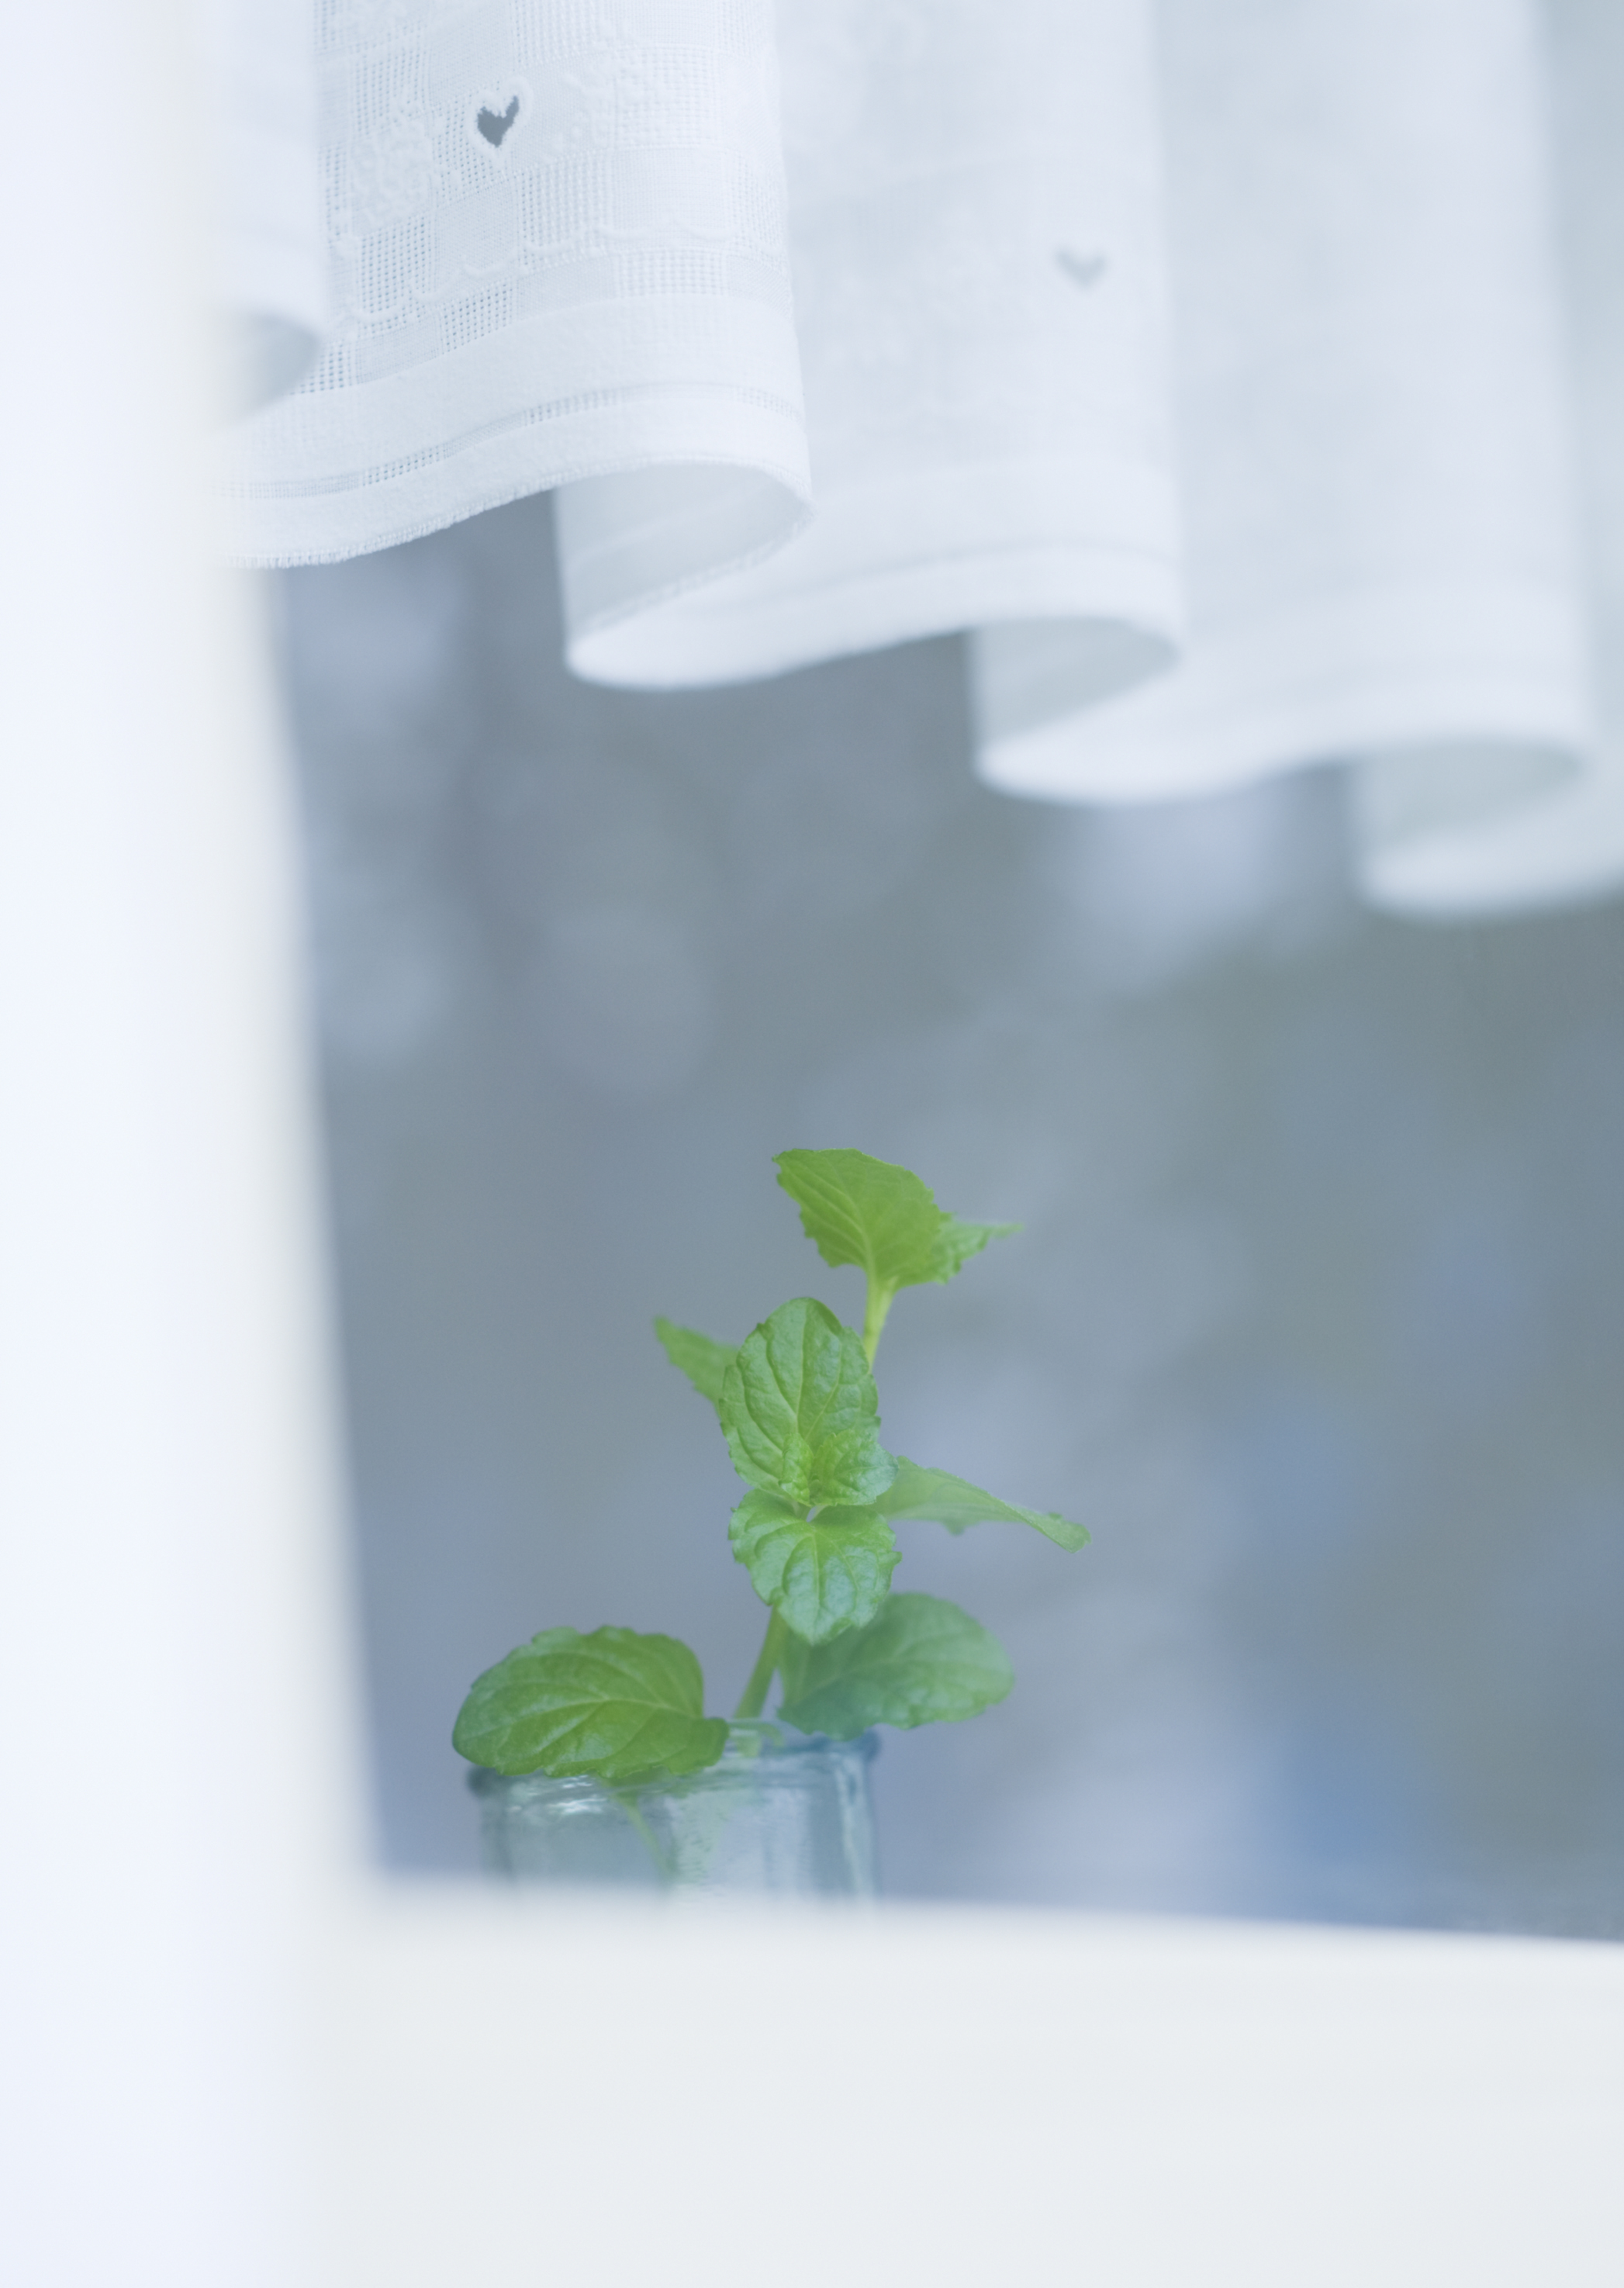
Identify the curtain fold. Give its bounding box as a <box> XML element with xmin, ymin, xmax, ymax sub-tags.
<box><xmin>218</xmin><ymin>0</ymin><xmax>1624</xmax><ymax>919</ymax></box>
<box><xmin>216</xmin><ymin>0</ymin><xmax>810</xmax><ymax>587</ymax></box>
<box><xmin>980</xmin><ymin>0</ymin><xmax>1606</xmax><ymax>920</ymax></box>
<box><xmin>558</xmin><ymin>0</ymin><xmax>1182</xmax><ymax>702</ymax></box>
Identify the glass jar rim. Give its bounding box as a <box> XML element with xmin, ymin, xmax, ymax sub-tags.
<box><xmin>465</xmin><ymin>1726</ymin><xmax>878</xmax><ymax>1799</ymax></box>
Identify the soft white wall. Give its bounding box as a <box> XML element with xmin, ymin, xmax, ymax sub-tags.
<box><xmin>0</xmin><ymin>9</ymin><xmax>358</xmax><ymax>2283</ymax></box>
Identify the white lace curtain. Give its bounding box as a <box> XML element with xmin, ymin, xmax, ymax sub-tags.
<box><xmin>216</xmin><ymin>0</ymin><xmax>1624</xmax><ymax>917</ymax></box>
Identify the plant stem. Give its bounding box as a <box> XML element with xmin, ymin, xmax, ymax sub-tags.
<box><xmin>613</xmin><ymin>1789</ymin><xmax>675</xmax><ymax>1885</ymax></box>
<box><xmin>734</xmin><ymin>1608</ymin><xmax>787</xmax><ymax>1719</ymax></box>
<box><xmin>862</xmin><ymin>1274</ymin><xmax>893</xmax><ymax>1367</ymax></box>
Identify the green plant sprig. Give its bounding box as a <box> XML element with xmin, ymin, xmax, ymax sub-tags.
<box><xmin>452</xmin><ymin>1149</ymin><xmax>1089</xmax><ymax>1785</ymax></box>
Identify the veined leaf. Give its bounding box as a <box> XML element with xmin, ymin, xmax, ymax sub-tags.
<box><xmin>655</xmin><ymin>1316</ymin><xmax>736</xmax><ymax>1408</ymax></box>
<box><xmin>718</xmin><ymin>1297</ymin><xmax>896</xmax><ymax>1506</ymax></box>
<box><xmin>776</xmin><ymin>1149</ymin><xmax>942</xmax><ymax>1289</ymax></box>
<box><xmin>878</xmin><ymin>1457</ymin><xmax>1090</xmax><ymax>1553</ymax></box>
<box><xmin>729</xmin><ymin>1490</ymin><xmax>900</xmax><ymax>1643</ymax></box>
<box><xmin>778</xmin><ymin>1592</ymin><xmax>1014</xmax><ymax>1738</ymax></box>
<box><xmin>451</xmin><ymin>1625</ymin><xmax>728</xmax><ymax>1782</ymax></box>
<box><xmin>775</xmin><ymin>1148</ymin><xmax>1017</xmax><ymax>1297</ymax></box>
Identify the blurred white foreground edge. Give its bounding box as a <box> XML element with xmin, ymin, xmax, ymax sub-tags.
<box><xmin>1</xmin><ymin>9</ymin><xmax>1619</xmax><ymax>2287</ymax></box>
<box><xmin>330</xmin><ymin>1889</ymin><xmax>1624</xmax><ymax>2288</ymax></box>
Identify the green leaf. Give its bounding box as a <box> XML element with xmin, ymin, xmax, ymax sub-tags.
<box><xmin>878</xmin><ymin>1457</ymin><xmax>1090</xmax><ymax>1553</ymax></box>
<box><xmin>718</xmin><ymin>1296</ymin><xmax>896</xmax><ymax>1506</ymax></box>
<box><xmin>777</xmin><ymin>1592</ymin><xmax>1014</xmax><ymax>1738</ymax></box>
<box><xmin>928</xmin><ymin>1215</ymin><xmax>1019</xmax><ymax>1283</ymax></box>
<box><xmin>655</xmin><ymin>1316</ymin><xmax>736</xmax><ymax>1408</ymax></box>
<box><xmin>729</xmin><ymin>1490</ymin><xmax>900</xmax><ymax>1643</ymax></box>
<box><xmin>776</xmin><ymin>1149</ymin><xmax>943</xmax><ymax>1289</ymax></box>
<box><xmin>775</xmin><ymin>1147</ymin><xmax>1018</xmax><ymax>1296</ymax></box>
<box><xmin>451</xmin><ymin>1625</ymin><xmax>729</xmax><ymax>1782</ymax></box>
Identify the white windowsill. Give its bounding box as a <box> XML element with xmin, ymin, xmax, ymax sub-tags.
<box><xmin>322</xmin><ymin>1882</ymin><xmax>1624</xmax><ymax>2286</ymax></box>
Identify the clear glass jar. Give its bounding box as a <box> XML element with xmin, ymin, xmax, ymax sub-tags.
<box><xmin>468</xmin><ymin>1730</ymin><xmax>879</xmax><ymax>1896</ymax></box>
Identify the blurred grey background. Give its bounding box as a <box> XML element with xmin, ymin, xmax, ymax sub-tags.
<box><xmin>275</xmin><ymin>491</ymin><xmax>1624</xmax><ymax>1934</ymax></box>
